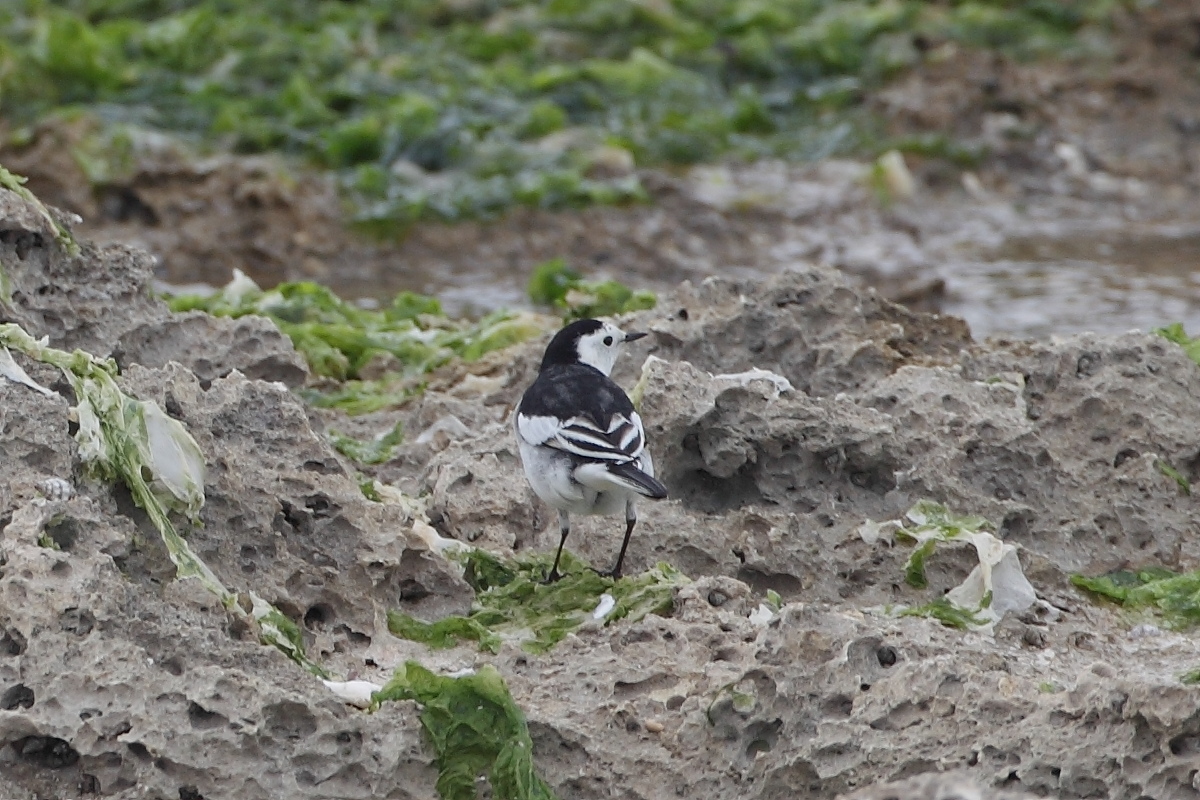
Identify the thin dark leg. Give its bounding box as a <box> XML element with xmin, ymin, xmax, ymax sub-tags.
<box><xmin>604</xmin><ymin>501</ymin><xmax>638</xmax><ymax>580</ymax></box>
<box><xmin>544</xmin><ymin>510</ymin><xmax>571</xmax><ymax>583</ymax></box>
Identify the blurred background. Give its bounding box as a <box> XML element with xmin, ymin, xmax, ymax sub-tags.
<box><xmin>2</xmin><ymin>0</ymin><xmax>1199</xmax><ymax>338</ymax></box>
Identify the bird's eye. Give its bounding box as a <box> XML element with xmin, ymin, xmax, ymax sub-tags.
<box><xmin>603</xmin><ymin>336</ymin><xmax>614</xmax><ymax>346</ymax></box>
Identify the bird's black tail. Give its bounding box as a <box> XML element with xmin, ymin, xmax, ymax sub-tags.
<box><xmin>607</xmin><ymin>461</ymin><xmax>668</xmax><ymax>499</ymax></box>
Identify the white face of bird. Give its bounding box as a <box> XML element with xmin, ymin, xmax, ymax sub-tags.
<box><xmin>573</xmin><ymin>322</ymin><xmax>646</xmax><ymax>376</ymax></box>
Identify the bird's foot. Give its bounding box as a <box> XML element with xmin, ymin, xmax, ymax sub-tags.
<box><xmin>540</xmin><ymin>568</ymin><xmax>566</xmax><ymax>584</ymax></box>
<box><xmin>588</xmin><ymin>566</ymin><xmax>623</xmax><ymax>581</ymax></box>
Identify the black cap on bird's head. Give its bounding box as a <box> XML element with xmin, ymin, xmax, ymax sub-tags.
<box><xmin>540</xmin><ymin>318</ymin><xmax>647</xmax><ymax>375</ymax></box>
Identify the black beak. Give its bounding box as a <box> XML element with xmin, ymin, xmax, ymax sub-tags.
<box><xmin>623</xmin><ymin>331</ymin><xmax>648</xmax><ymax>343</ymax></box>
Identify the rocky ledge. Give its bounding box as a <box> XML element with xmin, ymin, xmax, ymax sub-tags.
<box><xmin>2</xmin><ymin>184</ymin><xmax>1200</xmax><ymax>800</ymax></box>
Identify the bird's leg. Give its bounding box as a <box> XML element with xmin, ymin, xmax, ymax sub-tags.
<box><xmin>543</xmin><ymin>510</ymin><xmax>571</xmax><ymax>583</ymax></box>
<box><xmin>597</xmin><ymin>500</ymin><xmax>638</xmax><ymax>580</ymax></box>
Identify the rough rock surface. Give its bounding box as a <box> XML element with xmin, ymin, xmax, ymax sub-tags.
<box><xmin>113</xmin><ymin>312</ymin><xmax>309</xmax><ymax>388</ymax></box>
<box><xmin>5</xmin><ymin>182</ymin><xmax>1200</xmax><ymax>800</ymax></box>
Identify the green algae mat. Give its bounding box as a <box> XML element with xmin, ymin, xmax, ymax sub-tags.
<box><xmin>2</xmin><ymin>1</ymin><xmax>1121</xmax><ymax>228</ymax></box>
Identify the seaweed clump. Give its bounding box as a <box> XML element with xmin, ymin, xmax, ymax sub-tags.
<box><xmin>389</xmin><ymin>549</ymin><xmax>686</xmax><ymax>654</ymax></box>
<box><xmin>374</xmin><ymin>662</ymin><xmax>558</xmax><ymax>800</ymax></box>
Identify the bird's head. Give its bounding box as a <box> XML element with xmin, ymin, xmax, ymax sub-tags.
<box><xmin>540</xmin><ymin>318</ymin><xmax>647</xmax><ymax>376</ymax></box>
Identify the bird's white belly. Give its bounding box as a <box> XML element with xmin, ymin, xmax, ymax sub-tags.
<box><xmin>518</xmin><ymin>439</ymin><xmax>627</xmax><ymax>517</ymax></box>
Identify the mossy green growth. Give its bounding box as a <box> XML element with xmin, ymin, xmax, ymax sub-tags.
<box><xmin>0</xmin><ymin>2</ymin><xmax>1117</xmax><ymax>227</ymax></box>
<box><xmin>896</xmin><ymin>499</ymin><xmax>993</xmax><ymax>588</ymax></box>
<box><xmin>374</xmin><ymin>661</ymin><xmax>558</xmax><ymax>800</ymax></box>
<box><xmin>899</xmin><ymin>596</ymin><xmax>988</xmax><ymax>630</ymax></box>
<box><xmin>389</xmin><ymin>549</ymin><xmax>686</xmax><ymax>655</ymax></box>
<box><xmin>1155</xmin><ymin>322</ymin><xmax>1200</xmax><ymax>366</ymax></box>
<box><xmin>300</xmin><ymin>376</ymin><xmax>424</xmax><ymax>417</ymax></box>
<box><xmin>167</xmin><ymin>275</ymin><xmax>550</xmax><ymax>412</ymax></box>
<box><xmin>1071</xmin><ymin>567</ymin><xmax>1200</xmax><ymax>631</ymax></box>
<box><xmin>358</xmin><ymin>476</ymin><xmax>382</xmax><ymax>502</ymax></box>
<box><xmin>527</xmin><ymin>259</ymin><xmax>656</xmax><ymax>321</ymax></box>
<box><xmin>904</xmin><ymin>539</ymin><xmax>937</xmax><ymax>589</ymax></box>
<box><xmin>765</xmin><ymin>589</ymin><xmax>783</xmax><ymax>613</ymax></box>
<box><xmin>0</xmin><ymin>163</ymin><xmax>79</xmax><ymax>259</ymax></box>
<box><xmin>330</xmin><ymin>420</ymin><xmax>403</xmax><ymax>465</ymax></box>
<box><xmin>389</xmin><ymin>613</ymin><xmax>503</xmax><ymax>654</ymax></box>
<box><xmin>0</xmin><ymin>321</ymin><xmax>327</xmax><ymax>677</ymax></box>
<box><xmin>1155</xmin><ymin>459</ymin><xmax>1191</xmax><ymax>495</ymax></box>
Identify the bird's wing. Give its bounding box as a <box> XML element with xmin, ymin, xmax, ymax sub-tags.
<box><xmin>517</xmin><ymin>410</ymin><xmax>646</xmax><ymax>463</ymax></box>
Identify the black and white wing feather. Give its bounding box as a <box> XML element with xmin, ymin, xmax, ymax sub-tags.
<box><xmin>517</xmin><ymin>364</ymin><xmax>666</xmax><ymax>499</ymax></box>
<box><xmin>518</xmin><ymin>409</ymin><xmax>645</xmax><ymax>462</ymax></box>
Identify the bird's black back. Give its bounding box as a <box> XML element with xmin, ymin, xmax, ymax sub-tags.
<box><xmin>519</xmin><ymin>363</ymin><xmax>634</xmax><ymax>430</ymax></box>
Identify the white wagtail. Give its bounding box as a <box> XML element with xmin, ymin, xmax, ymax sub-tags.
<box><xmin>515</xmin><ymin>318</ymin><xmax>668</xmax><ymax>581</ymax></box>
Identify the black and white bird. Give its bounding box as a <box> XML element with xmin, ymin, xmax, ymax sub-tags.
<box><xmin>515</xmin><ymin>318</ymin><xmax>668</xmax><ymax>581</ymax></box>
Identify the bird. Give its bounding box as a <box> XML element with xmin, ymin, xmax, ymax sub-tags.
<box><xmin>514</xmin><ymin>318</ymin><xmax>668</xmax><ymax>581</ymax></box>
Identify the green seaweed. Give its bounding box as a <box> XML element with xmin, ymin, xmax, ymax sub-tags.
<box><xmin>897</xmin><ymin>499</ymin><xmax>993</xmax><ymax>588</ymax></box>
<box><xmin>882</xmin><ymin>500</ymin><xmax>1033</xmax><ymax>630</ymax></box>
<box><xmin>1155</xmin><ymin>322</ymin><xmax>1200</xmax><ymax>367</ymax></box>
<box><xmin>330</xmin><ymin>420</ymin><xmax>404</xmax><ymax>465</ymax></box>
<box><xmin>0</xmin><ymin>163</ymin><xmax>79</xmax><ymax>257</ymax></box>
<box><xmin>358</xmin><ymin>476</ymin><xmax>382</xmax><ymax>502</ymax></box>
<box><xmin>900</xmin><ymin>596</ymin><xmax>988</xmax><ymax>630</ymax></box>
<box><xmin>904</xmin><ymin>539</ymin><xmax>937</xmax><ymax>589</ymax></box>
<box><xmin>300</xmin><ymin>377</ymin><xmax>423</xmax><ymax>416</ymax></box>
<box><xmin>0</xmin><ymin>2</ymin><xmax>1119</xmax><ymax>227</ymax></box>
<box><xmin>1071</xmin><ymin>567</ymin><xmax>1200</xmax><ymax>630</ymax></box>
<box><xmin>0</xmin><ymin>321</ymin><xmax>327</xmax><ymax>677</ymax></box>
<box><xmin>527</xmin><ymin>259</ymin><xmax>657</xmax><ymax>321</ymax></box>
<box><xmin>1155</xmin><ymin>459</ymin><xmax>1191</xmax><ymax>495</ymax></box>
<box><xmin>389</xmin><ymin>550</ymin><xmax>686</xmax><ymax>655</ymax></box>
<box><xmin>374</xmin><ymin>662</ymin><xmax>558</xmax><ymax>800</ymax></box>
<box><xmin>167</xmin><ymin>276</ymin><xmax>551</xmax><ymax>413</ymax></box>
<box><xmin>388</xmin><ymin>613</ymin><xmax>503</xmax><ymax>654</ymax></box>
<box><xmin>765</xmin><ymin>589</ymin><xmax>783</xmax><ymax>612</ymax></box>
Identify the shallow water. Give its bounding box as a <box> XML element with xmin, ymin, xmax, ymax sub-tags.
<box><xmin>940</xmin><ymin>229</ymin><xmax>1200</xmax><ymax>339</ymax></box>
<box><xmin>408</xmin><ymin>226</ymin><xmax>1200</xmax><ymax>341</ymax></box>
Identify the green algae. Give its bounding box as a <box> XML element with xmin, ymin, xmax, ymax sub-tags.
<box><xmin>880</xmin><ymin>500</ymin><xmax>1034</xmax><ymax>631</ymax></box>
<box><xmin>0</xmin><ymin>163</ymin><xmax>79</xmax><ymax>259</ymax></box>
<box><xmin>896</xmin><ymin>499</ymin><xmax>993</xmax><ymax>589</ymax></box>
<box><xmin>0</xmin><ymin>321</ymin><xmax>327</xmax><ymax>677</ymax></box>
<box><xmin>1071</xmin><ymin>567</ymin><xmax>1200</xmax><ymax>631</ymax></box>
<box><xmin>330</xmin><ymin>420</ymin><xmax>404</xmax><ymax>465</ymax></box>
<box><xmin>166</xmin><ymin>274</ymin><xmax>552</xmax><ymax>413</ymax></box>
<box><xmin>904</xmin><ymin>538</ymin><xmax>938</xmax><ymax>590</ymax></box>
<box><xmin>1155</xmin><ymin>459</ymin><xmax>1191</xmax><ymax>496</ymax></box>
<box><xmin>1155</xmin><ymin>322</ymin><xmax>1200</xmax><ymax>367</ymax></box>
<box><xmin>374</xmin><ymin>662</ymin><xmax>558</xmax><ymax>800</ymax></box>
<box><xmin>0</xmin><ymin>2</ymin><xmax>1120</xmax><ymax>227</ymax></box>
<box><xmin>899</xmin><ymin>596</ymin><xmax>989</xmax><ymax>630</ymax></box>
<box><xmin>527</xmin><ymin>258</ymin><xmax>657</xmax><ymax>321</ymax></box>
<box><xmin>389</xmin><ymin>549</ymin><xmax>686</xmax><ymax>655</ymax></box>
<box><xmin>1073</xmin><ymin>568</ymin><xmax>1200</xmax><ymax>685</ymax></box>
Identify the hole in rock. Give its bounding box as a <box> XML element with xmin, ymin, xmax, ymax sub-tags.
<box><xmin>14</xmin><ymin>736</ymin><xmax>79</xmax><ymax>769</ymax></box>
<box><xmin>2</xmin><ymin>684</ymin><xmax>34</xmax><ymax>709</ymax></box>
<box><xmin>304</xmin><ymin>604</ymin><xmax>333</xmax><ymax>629</ymax></box>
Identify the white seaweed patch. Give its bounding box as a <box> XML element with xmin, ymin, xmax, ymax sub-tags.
<box><xmin>322</xmin><ymin>679</ymin><xmax>384</xmax><ymax>708</ymax></box>
<box><xmin>0</xmin><ymin>346</ymin><xmax>54</xmax><ymax>396</ymax></box>
<box><xmin>140</xmin><ymin>401</ymin><xmax>207</xmax><ymax>516</ymax></box>
<box><xmin>592</xmin><ymin>593</ymin><xmax>616</xmax><ymax>620</ymax></box>
<box><xmin>865</xmin><ymin>500</ymin><xmax>1037</xmax><ymax>632</ymax></box>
